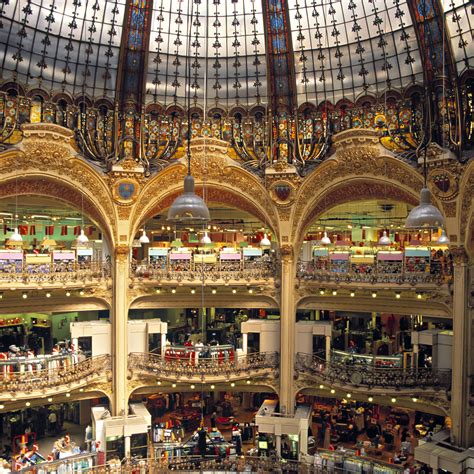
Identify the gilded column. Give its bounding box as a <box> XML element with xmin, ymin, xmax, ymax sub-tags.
<box><xmin>450</xmin><ymin>246</ymin><xmax>470</xmax><ymax>447</ymax></box>
<box><xmin>111</xmin><ymin>244</ymin><xmax>130</xmax><ymax>416</ymax></box>
<box><xmin>279</xmin><ymin>244</ymin><xmax>297</xmax><ymax>414</ymax></box>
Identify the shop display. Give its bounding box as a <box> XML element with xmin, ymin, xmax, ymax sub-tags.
<box><xmin>332</xmin><ymin>350</ymin><xmax>403</xmax><ymax>368</ymax></box>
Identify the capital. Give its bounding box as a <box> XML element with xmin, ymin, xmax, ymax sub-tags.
<box><xmin>450</xmin><ymin>246</ymin><xmax>468</xmax><ymax>266</ymax></box>
<box><xmin>280</xmin><ymin>244</ymin><xmax>294</xmax><ymax>261</ymax></box>
<box><xmin>114</xmin><ymin>245</ymin><xmax>130</xmax><ymax>263</ymax></box>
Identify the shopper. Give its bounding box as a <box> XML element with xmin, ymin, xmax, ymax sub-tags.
<box><xmin>210</xmin><ymin>411</ymin><xmax>217</xmax><ymax>429</ymax></box>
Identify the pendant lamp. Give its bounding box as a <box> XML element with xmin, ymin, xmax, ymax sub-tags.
<box><xmin>9</xmin><ymin>228</ymin><xmax>22</xmax><ymax>242</ymax></box>
<box><xmin>167</xmin><ymin>5</ymin><xmax>209</xmax><ymax>225</ymax></box>
<box><xmin>200</xmin><ymin>231</ymin><xmax>212</xmax><ymax>245</ymax></box>
<box><xmin>76</xmin><ymin>229</ymin><xmax>89</xmax><ymax>245</ymax></box>
<box><xmin>437</xmin><ymin>229</ymin><xmax>450</xmax><ymax>245</ymax></box>
<box><xmin>260</xmin><ymin>233</ymin><xmax>271</xmax><ymax>247</ymax></box>
<box><xmin>378</xmin><ymin>230</ymin><xmax>391</xmax><ymax>246</ymax></box>
<box><xmin>320</xmin><ymin>232</ymin><xmax>331</xmax><ymax>246</ymax></box>
<box><xmin>139</xmin><ymin>229</ymin><xmax>150</xmax><ymax>244</ymax></box>
<box><xmin>405</xmin><ymin>187</ymin><xmax>445</xmax><ymax>229</ymax></box>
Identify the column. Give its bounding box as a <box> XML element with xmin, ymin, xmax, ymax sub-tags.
<box><xmin>242</xmin><ymin>333</ymin><xmax>248</xmax><ymax>354</ymax></box>
<box><xmin>325</xmin><ymin>336</ymin><xmax>331</xmax><ymax>362</ymax></box>
<box><xmin>449</xmin><ymin>247</ymin><xmax>471</xmax><ymax>447</ymax></box>
<box><xmin>279</xmin><ymin>244</ymin><xmax>297</xmax><ymax>414</ymax></box>
<box><xmin>111</xmin><ymin>245</ymin><xmax>130</xmax><ymax>416</ymax></box>
<box><xmin>161</xmin><ymin>333</ymin><xmax>167</xmax><ymax>356</ymax></box>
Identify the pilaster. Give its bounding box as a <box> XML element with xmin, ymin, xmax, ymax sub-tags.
<box><xmin>450</xmin><ymin>246</ymin><xmax>470</xmax><ymax>447</ymax></box>
<box><xmin>111</xmin><ymin>244</ymin><xmax>131</xmax><ymax>416</ymax></box>
<box><xmin>279</xmin><ymin>243</ymin><xmax>297</xmax><ymax>413</ymax></box>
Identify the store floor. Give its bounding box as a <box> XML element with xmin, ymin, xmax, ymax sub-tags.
<box><xmin>0</xmin><ymin>421</ymin><xmax>86</xmax><ymax>459</ymax></box>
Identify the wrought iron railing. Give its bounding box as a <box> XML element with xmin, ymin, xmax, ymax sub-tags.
<box><xmin>131</xmin><ymin>259</ymin><xmax>277</xmax><ymax>283</ymax></box>
<box><xmin>128</xmin><ymin>351</ymin><xmax>279</xmax><ymax>380</ymax></box>
<box><xmin>0</xmin><ymin>355</ymin><xmax>110</xmax><ymax>395</ymax></box>
<box><xmin>296</xmin><ymin>352</ymin><xmax>451</xmax><ymax>390</ymax></box>
<box><xmin>0</xmin><ymin>262</ymin><xmax>111</xmax><ymax>284</ymax></box>
<box><xmin>297</xmin><ymin>261</ymin><xmax>449</xmax><ymax>286</ymax></box>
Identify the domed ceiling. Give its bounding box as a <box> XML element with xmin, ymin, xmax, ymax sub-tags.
<box><xmin>0</xmin><ymin>0</ymin><xmax>472</xmax><ymax>110</ymax></box>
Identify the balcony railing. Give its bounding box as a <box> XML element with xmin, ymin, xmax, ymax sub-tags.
<box><xmin>0</xmin><ymin>262</ymin><xmax>110</xmax><ymax>285</ymax></box>
<box><xmin>296</xmin><ymin>352</ymin><xmax>451</xmax><ymax>390</ymax></box>
<box><xmin>128</xmin><ymin>351</ymin><xmax>279</xmax><ymax>381</ymax></box>
<box><xmin>297</xmin><ymin>261</ymin><xmax>448</xmax><ymax>286</ymax></box>
<box><xmin>131</xmin><ymin>259</ymin><xmax>277</xmax><ymax>283</ymax></box>
<box><xmin>0</xmin><ymin>355</ymin><xmax>110</xmax><ymax>395</ymax></box>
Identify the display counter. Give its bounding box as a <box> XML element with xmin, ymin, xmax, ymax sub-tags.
<box><xmin>332</xmin><ymin>350</ymin><xmax>403</xmax><ymax>368</ymax></box>
<box><xmin>314</xmin><ymin>448</ymin><xmax>403</xmax><ymax>474</ymax></box>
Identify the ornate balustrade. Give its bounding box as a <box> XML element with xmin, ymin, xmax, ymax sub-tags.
<box><xmin>0</xmin><ymin>262</ymin><xmax>111</xmax><ymax>287</ymax></box>
<box><xmin>296</xmin><ymin>352</ymin><xmax>451</xmax><ymax>390</ymax></box>
<box><xmin>0</xmin><ymin>355</ymin><xmax>111</xmax><ymax>397</ymax></box>
<box><xmin>131</xmin><ymin>259</ymin><xmax>277</xmax><ymax>284</ymax></box>
<box><xmin>128</xmin><ymin>351</ymin><xmax>279</xmax><ymax>382</ymax></box>
<box><xmin>297</xmin><ymin>261</ymin><xmax>448</xmax><ymax>286</ymax></box>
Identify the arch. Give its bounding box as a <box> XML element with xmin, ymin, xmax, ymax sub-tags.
<box><xmin>0</xmin><ymin>129</ymin><xmax>116</xmax><ymax>247</ymax></box>
<box><xmin>51</xmin><ymin>91</ymin><xmax>74</xmax><ymax>105</ymax></box>
<box><xmin>459</xmin><ymin>160</ymin><xmax>474</xmax><ymax>257</ymax></box>
<box><xmin>0</xmin><ymin>81</ymin><xmax>26</xmax><ymax>96</ymax></box>
<box><xmin>131</xmin><ymin>153</ymin><xmax>279</xmax><ymax>241</ymax></box>
<box><xmin>291</xmin><ymin>133</ymin><xmax>426</xmax><ymax>245</ymax></box>
<box><xmin>26</xmin><ymin>88</ymin><xmax>50</xmax><ymax>101</ymax></box>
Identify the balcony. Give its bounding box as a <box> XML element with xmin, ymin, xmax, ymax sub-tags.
<box><xmin>297</xmin><ymin>259</ymin><xmax>450</xmax><ymax>287</ymax></box>
<box><xmin>0</xmin><ymin>262</ymin><xmax>110</xmax><ymax>289</ymax></box>
<box><xmin>0</xmin><ymin>355</ymin><xmax>111</xmax><ymax>399</ymax></box>
<box><xmin>128</xmin><ymin>351</ymin><xmax>279</xmax><ymax>383</ymax></box>
<box><xmin>131</xmin><ymin>259</ymin><xmax>278</xmax><ymax>285</ymax></box>
<box><xmin>296</xmin><ymin>352</ymin><xmax>451</xmax><ymax>392</ymax></box>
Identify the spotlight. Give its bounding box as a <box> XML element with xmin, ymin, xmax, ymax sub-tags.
<box><xmin>230</xmin><ymin>382</ymin><xmax>235</xmax><ymax>387</ymax></box>
<box><xmin>171</xmin><ymin>288</ymin><xmax>177</xmax><ymax>294</ymax></box>
<box><xmin>66</xmin><ymin>393</ymin><xmax>71</xmax><ymax>398</ymax></box>
<box><xmin>0</xmin><ymin>405</ymin><xmax>4</xmax><ymax>409</ymax></box>
<box><xmin>330</xmin><ymin>389</ymin><xmax>335</xmax><ymax>394</ymax></box>
<box><xmin>391</xmin><ymin>397</ymin><xmax>396</xmax><ymax>403</ymax></box>
<box><xmin>25</xmin><ymin>401</ymin><xmax>31</xmax><ymax>407</ymax></box>
<box><xmin>155</xmin><ymin>287</ymin><xmax>162</xmax><ymax>294</ymax></box>
<box><xmin>172</xmin><ymin>383</ymin><xmax>177</xmax><ymax>388</ymax></box>
<box><xmin>232</xmin><ymin>288</ymin><xmax>237</xmax><ymax>294</ymax></box>
<box><xmin>332</xmin><ymin>290</ymin><xmax>337</xmax><ymax>296</ymax></box>
<box><xmin>66</xmin><ymin>291</ymin><xmax>71</xmax><ymax>297</ymax></box>
<box><xmin>395</xmin><ymin>292</ymin><xmax>401</xmax><ymax>299</ymax></box>
<box><xmin>48</xmin><ymin>398</ymin><xmax>53</xmax><ymax>402</ymax></box>
<box><xmin>346</xmin><ymin>393</ymin><xmax>351</xmax><ymax>398</ymax></box>
<box><xmin>319</xmin><ymin>384</ymin><xmax>324</xmax><ymax>389</ymax></box>
<box><xmin>368</xmin><ymin>397</ymin><xmax>373</xmax><ymax>402</ymax></box>
<box><xmin>416</xmin><ymin>292</ymin><xmax>422</xmax><ymax>299</ymax></box>
<box><xmin>210</xmin><ymin>384</ymin><xmax>215</xmax><ymax>390</ymax></box>
<box><xmin>79</xmin><ymin>388</ymin><xmax>84</xmax><ymax>392</ymax></box>
<box><xmin>0</xmin><ymin>292</ymin><xmax>3</xmax><ymax>299</ymax></box>
<box><xmin>246</xmin><ymin>380</ymin><xmax>251</xmax><ymax>385</ymax></box>
<box><xmin>190</xmin><ymin>384</ymin><xmax>195</xmax><ymax>389</ymax></box>
<box><xmin>319</xmin><ymin>289</ymin><xmax>325</xmax><ymax>295</ymax></box>
<box><xmin>45</xmin><ymin>292</ymin><xmax>51</xmax><ymax>298</ymax></box>
<box><xmin>22</xmin><ymin>292</ymin><xmax>28</xmax><ymax>299</ymax></box>
<box><xmin>350</xmin><ymin>291</ymin><xmax>355</xmax><ymax>297</ymax></box>
<box><xmin>190</xmin><ymin>288</ymin><xmax>196</xmax><ymax>294</ymax></box>
<box><xmin>79</xmin><ymin>289</ymin><xmax>85</xmax><ymax>296</ymax></box>
<box><xmin>211</xmin><ymin>288</ymin><xmax>217</xmax><ymax>294</ymax></box>
<box><xmin>157</xmin><ymin>381</ymin><xmax>162</xmax><ymax>386</ymax></box>
<box><xmin>248</xmin><ymin>287</ymin><xmax>253</xmax><ymax>294</ymax></box>
<box><xmin>412</xmin><ymin>397</ymin><xmax>418</xmax><ymax>403</ymax></box>
<box><xmin>371</xmin><ymin>291</ymin><xmax>377</xmax><ymax>298</ymax></box>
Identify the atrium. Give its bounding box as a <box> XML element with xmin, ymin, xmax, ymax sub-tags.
<box><xmin>0</xmin><ymin>0</ymin><xmax>472</xmax><ymax>472</ymax></box>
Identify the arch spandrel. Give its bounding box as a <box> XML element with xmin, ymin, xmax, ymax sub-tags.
<box><xmin>131</xmin><ymin>139</ymin><xmax>280</xmax><ymax>240</ymax></box>
<box><xmin>0</xmin><ymin>124</ymin><xmax>117</xmax><ymax>247</ymax></box>
<box><xmin>291</xmin><ymin>130</ymin><xmax>426</xmax><ymax>243</ymax></box>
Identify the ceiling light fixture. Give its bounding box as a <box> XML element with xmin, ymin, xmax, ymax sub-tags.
<box><xmin>200</xmin><ymin>231</ymin><xmax>212</xmax><ymax>244</ymax></box>
<box><xmin>320</xmin><ymin>231</ymin><xmax>331</xmax><ymax>246</ymax></box>
<box><xmin>437</xmin><ymin>229</ymin><xmax>450</xmax><ymax>245</ymax></box>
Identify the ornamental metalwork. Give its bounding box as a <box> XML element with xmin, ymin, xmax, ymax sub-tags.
<box><xmin>128</xmin><ymin>351</ymin><xmax>279</xmax><ymax>381</ymax></box>
<box><xmin>296</xmin><ymin>352</ymin><xmax>451</xmax><ymax>390</ymax></box>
